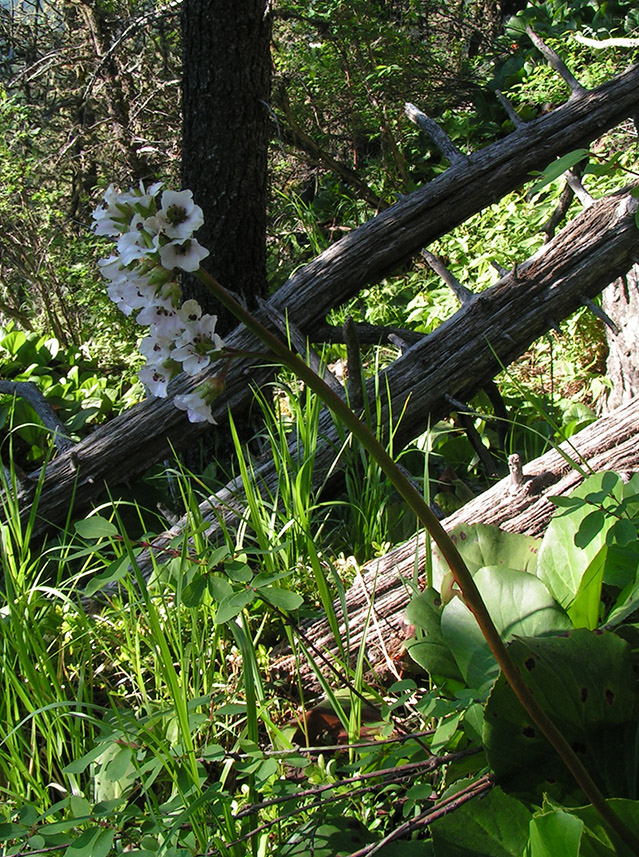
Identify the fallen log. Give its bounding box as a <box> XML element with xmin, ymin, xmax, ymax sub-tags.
<box><xmin>129</xmin><ymin>183</ymin><xmax>639</xmax><ymax>569</ymax></box>
<box><xmin>17</xmin><ymin>64</ymin><xmax>639</xmax><ymax>534</ymax></box>
<box><xmin>272</xmin><ymin>394</ymin><xmax>639</xmax><ymax>689</ymax></box>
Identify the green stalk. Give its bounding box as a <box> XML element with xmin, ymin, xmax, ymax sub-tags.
<box><xmin>196</xmin><ymin>267</ymin><xmax>639</xmax><ymax>852</ymax></box>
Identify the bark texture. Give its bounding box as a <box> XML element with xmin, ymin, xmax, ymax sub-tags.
<box><xmin>94</xmin><ymin>186</ymin><xmax>639</xmax><ymax>583</ymax></box>
<box><xmin>181</xmin><ymin>0</ymin><xmax>272</xmax><ymax>331</ymax></box>
<box><xmin>16</xmin><ymin>65</ymin><xmax>639</xmax><ymax>535</ymax></box>
<box><xmin>602</xmin><ymin>265</ymin><xmax>639</xmax><ymax>412</ymax></box>
<box><xmin>271</xmin><ymin>394</ymin><xmax>639</xmax><ymax>690</ymax></box>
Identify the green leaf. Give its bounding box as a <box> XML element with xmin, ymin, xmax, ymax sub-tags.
<box><xmin>567</xmin><ymin>545</ymin><xmax>606</xmax><ymax>629</ymax></box>
<box><xmin>404</xmin><ymin>588</ymin><xmax>464</xmax><ymax>682</ymax></box>
<box><xmin>103</xmin><ymin>746</ymin><xmax>133</xmax><ymax>783</ymax></box>
<box><xmin>431</xmin><ymin>523</ymin><xmax>540</xmax><ymax>591</ymax></box>
<box><xmin>214</xmin><ymin>590</ymin><xmax>255</xmax><ymax>624</ymax></box>
<box><xmin>528</xmin><ymin>149</ymin><xmax>590</xmax><ymax>196</ymax></box>
<box><xmin>526</xmin><ymin>809</ymin><xmax>583</xmax><ymax>857</ymax></box>
<box><xmin>440</xmin><ymin>566</ymin><xmax>571</xmax><ymax>692</ymax></box>
<box><xmin>181</xmin><ymin>572</ymin><xmax>207</xmax><ymax>607</ymax></box>
<box><xmin>259</xmin><ymin>586</ymin><xmax>303</xmax><ymax>611</ymax></box>
<box><xmin>607</xmin><ymin>519</ymin><xmax>637</xmax><ymax>547</ymax></box>
<box><xmin>573</xmin><ymin>798</ymin><xmax>639</xmax><ymax>857</ymax></box>
<box><xmin>279</xmin><ymin>816</ymin><xmax>377</xmax><ymax>856</ymax></box>
<box><xmin>74</xmin><ymin>516</ymin><xmax>118</xmax><ymax>540</ymax></box>
<box><xmin>574</xmin><ymin>510</ymin><xmax>606</xmax><ymax>548</ymax></box>
<box><xmin>606</xmin><ymin>574</ymin><xmax>639</xmax><ymax>628</ymax></box>
<box><xmin>64</xmin><ymin>827</ymin><xmax>114</xmax><ymax>857</ymax></box>
<box><xmin>0</xmin><ymin>822</ymin><xmax>27</xmax><ymax>842</ymax></box>
<box><xmin>484</xmin><ymin>630</ymin><xmax>639</xmax><ymax>803</ymax></box>
<box><xmin>63</xmin><ymin>743</ymin><xmax>108</xmax><ymax>775</ymax></box>
<box><xmin>207</xmin><ymin>575</ymin><xmax>233</xmax><ymax>601</ymax></box>
<box><xmin>69</xmin><ymin>795</ymin><xmax>91</xmax><ymax>819</ymax></box>
<box><xmin>538</xmin><ymin>472</ymin><xmax>624</xmax><ymax>609</ymax></box>
<box><xmin>224</xmin><ymin>559</ymin><xmax>253</xmax><ymax>582</ymax></box>
<box><xmin>207</xmin><ymin>545</ymin><xmax>230</xmax><ymax>567</ymax></box>
<box><xmin>84</xmin><ymin>554</ymin><xmax>130</xmax><ymax>597</ymax></box>
<box><xmin>430</xmin><ymin>785</ymin><xmax>531</xmax><ymax>856</ymax></box>
<box><xmin>549</xmin><ymin>496</ymin><xmax>586</xmax><ymax>508</ymax></box>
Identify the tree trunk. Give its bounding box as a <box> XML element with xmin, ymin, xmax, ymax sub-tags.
<box><xmin>271</xmin><ymin>394</ymin><xmax>639</xmax><ymax>690</ymax></box>
<box><xmin>16</xmin><ymin>64</ymin><xmax>639</xmax><ymax>535</ymax></box>
<box><xmin>180</xmin><ymin>0</ymin><xmax>272</xmax><ymax>333</ymax></box>
<box><xmin>601</xmin><ymin>265</ymin><xmax>639</xmax><ymax>412</ymax></box>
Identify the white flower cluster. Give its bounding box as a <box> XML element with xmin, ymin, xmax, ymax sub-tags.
<box><xmin>93</xmin><ymin>182</ymin><xmax>225</xmax><ymax>424</ymax></box>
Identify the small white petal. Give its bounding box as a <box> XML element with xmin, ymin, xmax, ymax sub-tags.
<box><xmin>158</xmin><ymin>238</ymin><xmax>209</xmax><ymax>272</ymax></box>
<box><xmin>174</xmin><ymin>391</ymin><xmax>217</xmax><ymax>424</ymax></box>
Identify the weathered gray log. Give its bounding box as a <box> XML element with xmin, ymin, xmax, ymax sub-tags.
<box><xmin>123</xmin><ymin>184</ymin><xmax>638</xmax><ymax>582</ymax></box>
<box><xmin>602</xmin><ymin>264</ymin><xmax>639</xmax><ymax>412</ymax></box>
<box><xmin>271</xmin><ymin>394</ymin><xmax>639</xmax><ymax>688</ymax></box>
<box><xmin>18</xmin><ymin>63</ymin><xmax>639</xmax><ymax>534</ymax></box>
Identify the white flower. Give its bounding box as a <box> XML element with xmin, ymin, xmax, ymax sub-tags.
<box><xmin>92</xmin><ymin>185</ymin><xmax>129</xmax><ymax>236</ymax></box>
<box><xmin>136</xmin><ymin>296</ymin><xmax>183</xmax><ymax>338</ymax></box>
<box><xmin>117</xmin><ymin>214</ymin><xmax>156</xmax><ymax>266</ymax></box>
<box><xmin>158</xmin><ymin>238</ymin><xmax>209</xmax><ymax>272</ymax></box>
<box><xmin>139</xmin><ymin>332</ymin><xmax>175</xmax><ymax>365</ymax></box>
<box><xmin>92</xmin><ymin>182</ymin><xmax>162</xmax><ymax>236</ymax></box>
<box><xmin>138</xmin><ymin>364</ymin><xmax>172</xmax><ymax>398</ymax></box>
<box><xmin>172</xmin><ymin>309</ymin><xmax>224</xmax><ymax>375</ymax></box>
<box><xmin>97</xmin><ymin>254</ymin><xmax>127</xmax><ymax>282</ymax></box>
<box><xmin>146</xmin><ymin>190</ymin><xmax>204</xmax><ymax>240</ymax></box>
<box><xmin>118</xmin><ymin>180</ymin><xmax>163</xmax><ymax>212</ymax></box>
<box><xmin>174</xmin><ymin>391</ymin><xmax>217</xmax><ymax>424</ymax></box>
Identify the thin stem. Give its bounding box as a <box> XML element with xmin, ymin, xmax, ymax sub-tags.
<box><xmin>195</xmin><ymin>267</ymin><xmax>639</xmax><ymax>852</ymax></box>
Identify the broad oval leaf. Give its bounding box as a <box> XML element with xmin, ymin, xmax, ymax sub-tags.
<box><xmin>74</xmin><ymin>516</ymin><xmax>119</xmax><ymax>540</ymax></box>
<box><xmin>484</xmin><ymin>629</ymin><xmax>639</xmax><ymax>803</ymax></box>
<box><xmin>441</xmin><ymin>565</ymin><xmax>571</xmax><ymax>692</ymax></box>
<box><xmin>261</xmin><ymin>586</ymin><xmax>303</xmax><ymax>611</ymax></box>
<box><xmin>214</xmin><ymin>589</ymin><xmax>255</xmax><ymax>624</ymax></box>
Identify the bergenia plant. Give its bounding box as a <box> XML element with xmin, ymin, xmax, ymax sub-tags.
<box><xmin>91</xmin><ymin>183</ymin><xmax>639</xmax><ymax>851</ymax></box>
<box><xmin>93</xmin><ymin>182</ymin><xmax>224</xmax><ymax>424</ymax></box>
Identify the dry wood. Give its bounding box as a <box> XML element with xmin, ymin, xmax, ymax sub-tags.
<box><xmin>17</xmin><ymin>63</ymin><xmax>639</xmax><ymax>535</ymax></box>
<box><xmin>272</xmin><ymin>395</ymin><xmax>639</xmax><ymax>689</ymax></box>
<box><xmin>100</xmin><ymin>185</ymin><xmax>638</xmax><ymax>591</ymax></box>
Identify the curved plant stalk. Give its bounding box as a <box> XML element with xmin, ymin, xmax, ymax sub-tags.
<box><xmin>195</xmin><ymin>267</ymin><xmax>639</xmax><ymax>852</ymax></box>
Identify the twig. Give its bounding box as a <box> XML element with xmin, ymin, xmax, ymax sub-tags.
<box><xmin>574</xmin><ymin>33</ymin><xmax>639</xmax><ymax>49</ymax></box>
<box><xmin>311</xmin><ymin>321</ymin><xmax>424</xmax><ymax>347</ymax></box>
<box><xmin>344</xmin><ymin>316</ymin><xmax>364</xmax><ymax>412</ymax></box>
<box><xmin>526</xmin><ymin>26</ymin><xmax>587</xmax><ymax>98</ymax></box>
<box><xmin>0</xmin><ymin>381</ymin><xmax>74</xmax><ymax>452</ymax></box>
<box><xmin>421</xmin><ymin>250</ymin><xmax>474</xmax><ymax>304</ymax></box>
<box><xmin>495</xmin><ymin>89</ymin><xmax>525</xmax><ymax>129</ymax></box>
<box><xmin>580</xmin><ymin>295</ymin><xmax>619</xmax><ymax>334</ymax></box>
<box><xmin>541</xmin><ymin>180</ymin><xmax>575</xmax><ymax>241</ymax></box>
<box><xmin>224</xmin><ymin>750</ymin><xmax>484</xmax><ymax>849</ymax></box>
<box><xmin>404</xmin><ymin>103</ymin><xmax>468</xmax><ymax>165</ymax></box>
<box><xmin>445</xmin><ymin>395</ymin><xmax>499</xmax><ymax>477</ymax></box>
<box><xmin>348</xmin><ymin>775</ymin><xmax>493</xmax><ymax>857</ymax></box>
<box><xmin>566</xmin><ymin>170</ymin><xmax>595</xmax><ymax>207</ymax></box>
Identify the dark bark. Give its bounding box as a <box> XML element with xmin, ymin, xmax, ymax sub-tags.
<box><xmin>180</xmin><ymin>0</ymin><xmax>272</xmax><ymax>333</ymax></box>
<box><xmin>271</xmin><ymin>394</ymin><xmax>639</xmax><ymax>689</ymax></box>
<box><xmin>16</xmin><ymin>64</ymin><xmax>639</xmax><ymax>535</ymax></box>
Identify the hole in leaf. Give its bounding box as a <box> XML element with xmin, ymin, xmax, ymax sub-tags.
<box><xmin>524</xmin><ymin>657</ymin><xmax>536</xmax><ymax>671</ymax></box>
<box><xmin>580</xmin><ymin>687</ymin><xmax>588</xmax><ymax>702</ymax></box>
<box><xmin>522</xmin><ymin>725</ymin><xmax>535</xmax><ymax>738</ymax></box>
<box><xmin>605</xmin><ymin>688</ymin><xmax>615</xmax><ymax>705</ymax></box>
